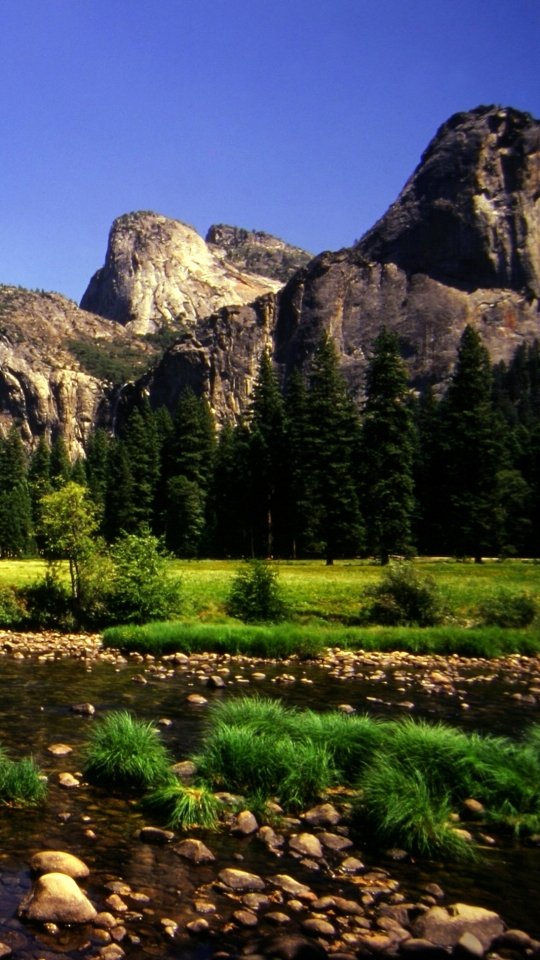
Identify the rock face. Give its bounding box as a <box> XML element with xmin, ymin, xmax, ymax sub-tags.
<box><xmin>206</xmin><ymin>224</ymin><xmax>312</xmax><ymax>283</ymax></box>
<box><xmin>80</xmin><ymin>211</ymin><xmax>281</xmax><ymax>335</ymax></box>
<box><xmin>142</xmin><ymin>105</ymin><xmax>540</xmax><ymax>423</ymax></box>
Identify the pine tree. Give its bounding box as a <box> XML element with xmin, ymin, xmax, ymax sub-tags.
<box><xmin>0</xmin><ymin>481</ymin><xmax>34</xmax><ymax>557</ymax></box>
<box><xmin>167</xmin><ymin>388</ymin><xmax>215</xmax><ymax>490</ymax></box>
<box><xmin>284</xmin><ymin>369</ymin><xmax>310</xmax><ymax>558</ymax></box>
<box><xmin>165</xmin><ymin>475</ymin><xmax>206</xmax><ymax>557</ymax></box>
<box><xmin>304</xmin><ymin>333</ymin><xmax>363</xmax><ymax>565</ymax></box>
<box><xmin>0</xmin><ymin>425</ymin><xmax>27</xmax><ymax>491</ymax></box>
<box><xmin>209</xmin><ymin>422</ymin><xmax>252</xmax><ymax>557</ymax></box>
<box><xmin>103</xmin><ymin>439</ymin><xmax>135</xmax><ymax>541</ymax></box>
<box><xmin>360</xmin><ymin>328</ymin><xmax>416</xmax><ymax>564</ymax></box>
<box><xmin>247</xmin><ymin>350</ymin><xmax>288</xmax><ymax>556</ymax></box>
<box><xmin>71</xmin><ymin>458</ymin><xmax>87</xmax><ymax>486</ymax></box>
<box><xmin>28</xmin><ymin>435</ymin><xmax>51</xmax><ymax>548</ymax></box>
<box><xmin>414</xmin><ymin>388</ymin><xmax>443</xmax><ymax>555</ymax></box>
<box><xmin>439</xmin><ymin>325</ymin><xmax>503</xmax><ymax>562</ymax></box>
<box><xmin>124</xmin><ymin>403</ymin><xmax>160</xmax><ymax>532</ymax></box>
<box><xmin>50</xmin><ymin>436</ymin><xmax>71</xmax><ymax>488</ymax></box>
<box><xmin>85</xmin><ymin>429</ymin><xmax>109</xmax><ymax>510</ymax></box>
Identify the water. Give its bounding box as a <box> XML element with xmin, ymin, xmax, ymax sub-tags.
<box><xmin>0</xmin><ymin>650</ymin><xmax>539</xmax><ymax>958</ymax></box>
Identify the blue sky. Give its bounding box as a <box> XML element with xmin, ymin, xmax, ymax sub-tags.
<box><xmin>0</xmin><ymin>0</ymin><xmax>539</xmax><ymax>302</ymax></box>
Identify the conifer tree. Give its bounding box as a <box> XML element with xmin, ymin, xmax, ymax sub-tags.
<box><xmin>304</xmin><ymin>333</ymin><xmax>363</xmax><ymax>565</ymax></box>
<box><xmin>438</xmin><ymin>325</ymin><xmax>503</xmax><ymax>562</ymax></box>
<box><xmin>85</xmin><ymin>429</ymin><xmax>109</xmax><ymax>510</ymax></box>
<box><xmin>360</xmin><ymin>328</ymin><xmax>416</xmax><ymax>564</ymax></box>
<box><xmin>209</xmin><ymin>422</ymin><xmax>252</xmax><ymax>557</ymax></box>
<box><xmin>50</xmin><ymin>436</ymin><xmax>71</xmax><ymax>489</ymax></box>
<box><xmin>71</xmin><ymin>458</ymin><xmax>87</xmax><ymax>486</ymax></box>
<box><xmin>165</xmin><ymin>475</ymin><xmax>206</xmax><ymax>557</ymax></box>
<box><xmin>284</xmin><ymin>369</ymin><xmax>310</xmax><ymax>558</ymax></box>
<box><xmin>247</xmin><ymin>350</ymin><xmax>287</xmax><ymax>556</ymax></box>
<box><xmin>28</xmin><ymin>434</ymin><xmax>51</xmax><ymax>547</ymax></box>
<box><xmin>124</xmin><ymin>403</ymin><xmax>160</xmax><ymax>531</ymax></box>
<box><xmin>103</xmin><ymin>439</ymin><xmax>135</xmax><ymax>541</ymax></box>
<box><xmin>0</xmin><ymin>427</ymin><xmax>33</xmax><ymax>556</ymax></box>
<box><xmin>167</xmin><ymin>388</ymin><xmax>215</xmax><ymax>490</ymax></box>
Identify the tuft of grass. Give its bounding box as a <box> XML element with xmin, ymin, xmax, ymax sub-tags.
<box><xmin>294</xmin><ymin>710</ymin><xmax>385</xmax><ymax>783</ymax></box>
<box><xmin>84</xmin><ymin>711</ymin><xmax>171</xmax><ymax>791</ymax></box>
<box><xmin>143</xmin><ymin>781</ymin><xmax>219</xmax><ymax>829</ymax></box>
<box><xmin>0</xmin><ymin>758</ymin><xmax>47</xmax><ymax>806</ymax></box>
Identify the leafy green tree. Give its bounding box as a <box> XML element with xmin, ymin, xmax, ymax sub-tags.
<box><xmin>360</xmin><ymin>328</ymin><xmax>416</xmax><ymax>564</ymax></box>
<box><xmin>438</xmin><ymin>325</ymin><xmax>503</xmax><ymax>562</ymax></box>
<box><xmin>39</xmin><ymin>482</ymin><xmax>99</xmax><ymax>601</ymax></box>
<box><xmin>304</xmin><ymin>333</ymin><xmax>363</xmax><ymax>564</ymax></box>
<box><xmin>49</xmin><ymin>436</ymin><xmax>71</xmax><ymax>489</ymax></box>
<box><xmin>106</xmin><ymin>530</ymin><xmax>182</xmax><ymax>624</ymax></box>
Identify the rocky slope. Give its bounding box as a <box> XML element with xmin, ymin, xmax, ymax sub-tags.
<box><xmin>206</xmin><ymin>224</ymin><xmax>312</xmax><ymax>283</ymax></box>
<box><xmin>139</xmin><ymin>105</ymin><xmax>540</xmax><ymax>421</ymax></box>
<box><xmin>0</xmin><ymin>285</ymin><xmax>151</xmax><ymax>454</ymax></box>
<box><xmin>80</xmin><ymin>211</ymin><xmax>281</xmax><ymax>336</ymax></box>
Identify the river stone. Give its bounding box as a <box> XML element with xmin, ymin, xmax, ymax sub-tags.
<box><xmin>104</xmin><ymin>882</ymin><xmax>131</xmax><ymax>895</ymax></box>
<box><xmin>94</xmin><ymin>912</ymin><xmax>118</xmax><ymax>929</ymax></box>
<box><xmin>207</xmin><ymin>675</ymin><xmax>226</xmax><ymax>688</ymax></box>
<box><xmin>454</xmin><ymin>932</ymin><xmax>484</xmax><ymax>958</ymax></box>
<box><xmin>289</xmin><ymin>834</ymin><xmax>323</xmax><ymax>859</ymax></box>
<box><xmin>303</xmin><ymin>804</ymin><xmax>341</xmax><ymax>827</ymax></box>
<box><xmin>47</xmin><ymin>744</ymin><xmax>73</xmax><ymax>756</ymax></box>
<box><xmin>338</xmin><ymin>704</ymin><xmax>356</xmax><ymax>714</ymax></box>
<box><xmin>234</xmin><ymin>909</ymin><xmax>258</xmax><ymax>927</ymax></box>
<box><xmin>194</xmin><ymin>901</ymin><xmax>216</xmax><ymax>914</ymax></box>
<box><xmin>340</xmin><ymin>857</ymin><xmax>364</xmax><ymax>873</ymax></box>
<box><xmin>233</xmin><ymin>810</ymin><xmax>259</xmax><ymax>835</ymax></box>
<box><xmin>317</xmin><ymin>832</ymin><xmax>353</xmax><ymax>853</ymax></box>
<box><xmin>412</xmin><ymin>904</ymin><xmax>504</xmax><ymax>950</ymax></box>
<box><xmin>255</xmin><ymin>933</ymin><xmax>328</xmax><ymax>960</ymax></box>
<box><xmin>333</xmin><ymin>897</ymin><xmax>364</xmax><ymax>916</ymax></box>
<box><xmin>302</xmin><ymin>918</ymin><xmax>336</xmax><ymax>937</ymax></box>
<box><xmin>462</xmin><ymin>799</ymin><xmax>485</xmax><ymax>818</ymax></box>
<box><xmin>58</xmin><ymin>772</ymin><xmax>80</xmax><ymax>788</ymax></box>
<box><xmin>269</xmin><ymin>876</ymin><xmax>313</xmax><ymax>899</ymax></box>
<box><xmin>495</xmin><ymin>929</ymin><xmax>532</xmax><ymax>949</ymax></box>
<box><xmin>243</xmin><ymin>893</ymin><xmax>271</xmax><ymax>910</ymax></box>
<box><xmin>171</xmin><ymin>761</ymin><xmax>197</xmax><ymax>779</ymax></box>
<box><xmin>267</xmin><ymin>912</ymin><xmax>291</xmax><ymax>924</ymax></box>
<box><xmin>104</xmin><ymin>894</ymin><xmax>128</xmax><ymax>912</ymax></box>
<box><xmin>186</xmin><ymin>918</ymin><xmax>209</xmax><ymax>933</ymax></box>
<box><xmin>0</xmin><ymin>946</ymin><xmax>11</xmax><ymax>958</ymax></box>
<box><xmin>30</xmin><ymin>851</ymin><xmax>90</xmax><ymax>879</ymax></box>
<box><xmin>140</xmin><ymin>826</ymin><xmax>175</xmax><ymax>844</ymax></box>
<box><xmin>258</xmin><ymin>826</ymin><xmax>284</xmax><ymax>848</ymax></box>
<box><xmin>218</xmin><ymin>868</ymin><xmax>265</xmax><ymax>892</ymax></box>
<box><xmin>18</xmin><ymin>873</ymin><xmax>97</xmax><ymax>923</ymax></box>
<box><xmin>174</xmin><ymin>839</ymin><xmax>215</xmax><ymax>863</ymax></box>
<box><xmin>187</xmin><ymin>694</ymin><xmax>208</xmax><ymax>705</ymax></box>
<box><xmin>70</xmin><ymin>702</ymin><xmax>95</xmax><ymax>715</ymax></box>
<box><xmin>100</xmin><ymin>945</ymin><xmax>124</xmax><ymax>960</ymax></box>
<box><xmin>401</xmin><ymin>939</ymin><xmax>452</xmax><ymax>958</ymax></box>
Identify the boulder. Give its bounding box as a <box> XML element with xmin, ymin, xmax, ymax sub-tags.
<box><xmin>412</xmin><ymin>904</ymin><xmax>504</xmax><ymax>950</ymax></box>
<box><xmin>29</xmin><ymin>851</ymin><xmax>90</xmax><ymax>879</ymax></box>
<box><xmin>18</xmin><ymin>873</ymin><xmax>97</xmax><ymax>923</ymax></box>
<box><xmin>233</xmin><ymin>810</ymin><xmax>259</xmax><ymax>835</ymax></box>
<box><xmin>289</xmin><ymin>833</ymin><xmax>323</xmax><ymax>859</ymax></box>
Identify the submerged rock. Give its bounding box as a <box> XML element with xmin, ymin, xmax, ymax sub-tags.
<box><xmin>412</xmin><ymin>903</ymin><xmax>504</xmax><ymax>950</ymax></box>
<box><xmin>18</xmin><ymin>873</ymin><xmax>97</xmax><ymax>923</ymax></box>
<box><xmin>139</xmin><ymin>826</ymin><xmax>175</xmax><ymax>844</ymax></box>
<box><xmin>174</xmin><ymin>839</ymin><xmax>216</xmax><ymax>863</ymax></box>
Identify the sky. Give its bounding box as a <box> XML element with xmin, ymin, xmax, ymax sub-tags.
<box><xmin>0</xmin><ymin>0</ymin><xmax>539</xmax><ymax>303</ymax></box>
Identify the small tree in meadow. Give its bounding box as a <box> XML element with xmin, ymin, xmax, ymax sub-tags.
<box><xmin>227</xmin><ymin>560</ymin><xmax>289</xmax><ymax>623</ymax></box>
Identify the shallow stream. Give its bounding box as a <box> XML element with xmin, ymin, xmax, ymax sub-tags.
<box><xmin>0</xmin><ymin>647</ymin><xmax>539</xmax><ymax>959</ymax></box>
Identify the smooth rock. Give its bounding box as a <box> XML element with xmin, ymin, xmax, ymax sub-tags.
<box><xmin>317</xmin><ymin>832</ymin><xmax>353</xmax><ymax>853</ymax></box>
<box><xmin>338</xmin><ymin>705</ymin><xmax>356</xmax><ymax>714</ymax></box>
<box><xmin>93</xmin><ymin>912</ymin><xmax>117</xmax><ymax>929</ymax></box>
<box><xmin>289</xmin><ymin>833</ymin><xmax>323</xmax><ymax>859</ymax></box>
<box><xmin>0</xmin><ymin>946</ymin><xmax>11</xmax><ymax>958</ymax></box>
<box><xmin>256</xmin><ymin>933</ymin><xmax>328</xmax><ymax>960</ymax></box>
<box><xmin>218</xmin><ymin>868</ymin><xmax>265</xmax><ymax>892</ymax></box>
<box><xmin>494</xmin><ymin>929</ymin><xmax>532</xmax><ymax>949</ymax></box>
<box><xmin>140</xmin><ymin>826</ymin><xmax>175</xmax><ymax>843</ymax></box>
<box><xmin>100</xmin><ymin>944</ymin><xmax>124</xmax><ymax>960</ymax></box>
<box><xmin>18</xmin><ymin>873</ymin><xmax>97</xmax><ymax>923</ymax></box>
<box><xmin>207</xmin><ymin>675</ymin><xmax>226</xmax><ymax>688</ymax></box>
<box><xmin>412</xmin><ymin>904</ymin><xmax>504</xmax><ymax>950</ymax></box>
<box><xmin>103</xmin><ymin>882</ymin><xmax>131</xmax><ymax>895</ymax></box>
<box><xmin>194</xmin><ymin>901</ymin><xmax>216</xmax><ymax>914</ymax></box>
<box><xmin>269</xmin><ymin>875</ymin><xmax>313</xmax><ymax>899</ymax></box>
<box><xmin>267</xmin><ymin>912</ymin><xmax>291</xmax><ymax>924</ymax></box>
<box><xmin>243</xmin><ymin>893</ymin><xmax>271</xmax><ymax>910</ymax></box>
<box><xmin>174</xmin><ymin>839</ymin><xmax>215</xmax><ymax>863</ymax></box>
<box><xmin>302</xmin><ymin>918</ymin><xmax>336</xmax><ymax>937</ymax></box>
<box><xmin>401</xmin><ymin>938</ymin><xmax>451</xmax><ymax>958</ymax></box>
<box><xmin>340</xmin><ymin>857</ymin><xmax>365</xmax><ymax>873</ymax></box>
<box><xmin>58</xmin><ymin>772</ymin><xmax>80</xmax><ymax>788</ymax></box>
<box><xmin>70</xmin><ymin>702</ymin><xmax>95</xmax><ymax>715</ymax></box>
<box><xmin>187</xmin><ymin>694</ymin><xmax>208</xmax><ymax>705</ymax></box>
<box><xmin>186</xmin><ymin>918</ymin><xmax>209</xmax><ymax>933</ymax></box>
<box><xmin>234</xmin><ymin>909</ymin><xmax>258</xmax><ymax>927</ymax></box>
<box><xmin>233</xmin><ymin>810</ymin><xmax>259</xmax><ymax>835</ymax></box>
<box><xmin>30</xmin><ymin>851</ymin><xmax>90</xmax><ymax>879</ymax></box>
<box><xmin>258</xmin><ymin>826</ymin><xmax>284</xmax><ymax>848</ymax></box>
<box><xmin>104</xmin><ymin>894</ymin><xmax>128</xmax><ymax>912</ymax></box>
<box><xmin>454</xmin><ymin>932</ymin><xmax>484</xmax><ymax>957</ymax></box>
<box><xmin>47</xmin><ymin>744</ymin><xmax>73</xmax><ymax>756</ymax></box>
<box><xmin>303</xmin><ymin>804</ymin><xmax>341</xmax><ymax>827</ymax></box>
<box><xmin>462</xmin><ymin>799</ymin><xmax>485</xmax><ymax>818</ymax></box>
<box><xmin>171</xmin><ymin>761</ymin><xmax>197</xmax><ymax>779</ymax></box>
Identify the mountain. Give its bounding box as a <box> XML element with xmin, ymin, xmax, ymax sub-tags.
<box><xmin>206</xmin><ymin>224</ymin><xmax>312</xmax><ymax>282</ymax></box>
<box><xmin>138</xmin><ymin>105</ymin><xmax>540</xmax><ymax>421</ymax></box>
<box><xmin>80</xmin><ymin>211</ymin><xmax>281</xmax><ymax>336</ymax></box>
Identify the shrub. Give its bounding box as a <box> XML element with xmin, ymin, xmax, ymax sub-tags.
<box><xmin>143</xmin><ymin>781</ymin><xmax>219</xmax><ymax>829</ymax></box>
<box><xmin>0</xmin><ymin>584</ymin><xmax>26</xmax><ymax>628</ymax></box>
<box><xmin>105</xmin><ymin>532</ymin><xmax>182</xmax><ymax>625</ymax></box>
<box><xmin>226</xmin><ymin>560</ymin><xmax>289</xmax><ymax>623</ymax></box>
<box><xmin>361</xmin><ymin>562</ymin><xmax>445</xmax><ymax>626</ymax></box>
<box><xmin>477</xmin><ymin>590</ymin><xmax>538</xmax><ymax>628</ymax></box>
<box><xmin>84</xmin><ymin>711</ymin><xmax>171</xmax><ymax>791</ymax></box>
<box><xmin>20</xmin><ymin>569</ymin><xmax>76</xmax><ymax>631</ymax></box>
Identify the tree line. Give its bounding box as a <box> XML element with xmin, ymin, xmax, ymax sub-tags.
<box><xmin>0</xmin><ymin>325</ymin><xmax>539</xmax><ymax>564</ymax></box>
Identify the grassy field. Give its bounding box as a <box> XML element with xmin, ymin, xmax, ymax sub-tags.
<box><xmin>1</xmin><ymin>558</ymin><xmax>539</xmax><ymax>624</ymax></box>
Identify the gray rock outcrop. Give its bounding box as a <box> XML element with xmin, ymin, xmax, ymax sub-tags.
<box><xmin>80</xmin><ymin>211</ymin><xmax>280</xmax><ymax>335</ymax></box>
<box><xmin>206</xmin><ymin>224</ymin><xmax>312</xmax><ymax>283</ymax></box>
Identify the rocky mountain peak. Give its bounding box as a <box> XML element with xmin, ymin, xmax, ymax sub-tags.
<box><xmin>206</xmin><ymin>223</ymin><xmax>312</xmax><ymax>283</ymax></box>
<box><xmin>356</xmin><ymin>104</ymin><xmax>540</xmax><ymax>295</ymax></box>
<box><xmin>80</xmin><ymin>210</ymin><xmax>281</xmax><ymax>336</ymax></box>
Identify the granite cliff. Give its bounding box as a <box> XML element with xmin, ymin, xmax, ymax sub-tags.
<box><xmin>80</xmin><ymin>211</ymin><xmax>281</xmax><ymax>336</ymax></box>
<box><xmin>206</xmin><ymin>224</ymin><xmax>312</xmax><ymax>283</ymax></box>
<box><xmin>138</xmin><ymin>105</ymin><xmax>540</xmax><ymax>421</ymax></box>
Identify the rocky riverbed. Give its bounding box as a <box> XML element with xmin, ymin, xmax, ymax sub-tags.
<box><xmin>0</xmin><ymin>633</ymin><xmax>539</xmax><ymax>960</ymax></box>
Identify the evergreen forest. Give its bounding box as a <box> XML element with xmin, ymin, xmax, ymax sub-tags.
<box><xmin>1</xmin><ymin>325</ymin><xmax>540</xmax><ymax>565</ymax></box>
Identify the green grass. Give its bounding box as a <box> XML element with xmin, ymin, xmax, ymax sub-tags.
<box><xmin>143</xmin><ymin>781</ymin><xmax>220</xmax><ymax>829</ymax></box>
<box><xmin>0</xmin><ymin>758</ymin><xmax>46</xmax><ymax>806</ymax></box>
<box><xmin>192</xmin><ymin>697</ymin><xmax>540</xmax><ymax>859</ymax></box>
<box><xmin>84</xmin><ymin>711</ymin><xmax>171</xmax><ymax>791</ymax></box>
<box><xmin>103</xmin><ymin>619</ymin><xmax>540</xmax><ymax>658</ymax></box>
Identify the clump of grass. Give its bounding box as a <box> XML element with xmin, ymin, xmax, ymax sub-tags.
<box><xmin>143</xmin><ymin>781</ymin><xmax>219</xmax><ymax>829</ymax></box>
<box><xmin>293</xmin><ymin>710</ymin><xmax>385</xmax><ymax>783</ymax></box>
<box><xmin>0</xmin><ymin>758</ymin><xmax>47</xmax><ymax>806</ymax></box>
<box><xmin>477</xmin><ymin>590</ymin><xmax>538</xmax><ymax>628</ymax></box>
<box><xmin>84</xmin><ymin>711</ymin><xmax>171</xmax><ymax>791</ymax></box>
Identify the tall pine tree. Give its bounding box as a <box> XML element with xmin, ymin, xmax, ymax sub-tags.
<box><xmin>360</xmin><ymin>328</ymin><xmax>416</xmax><ymax>564</ymax></box>
<box><xmin>247</xmin><ymin>350</ymin><xmax>288</xmax><ymax>557</ymax></box>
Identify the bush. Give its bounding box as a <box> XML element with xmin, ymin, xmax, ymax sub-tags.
<box><xmin>478</xmin><ymin>590</ymin><xmax>538</xmax><ymax>628</ymax></box>
<box><xmin>105</xmin><ymin>532</ymin><xmax>182</xmax><ymax>625</ymax></box>
<box><xmin>226</xmin><ymin>560</ymin><xmax>289</xmax><ymax>623</ymax></box>
<box><xmin>20</xmin><ymin>569</ymin><xmax>76</xmax><ymax>631</ymax></box>
<box><xmin>361</xmin><ymin>562</ymin><xmax>445</xmax><ymax>626</ymax></box>
<box><xmin>84</xmin><ymin>711</ymin><xmax>171</xmax><ymax>791</ymax></box>
<box><xmin>0</xmin><ymin>584</ymin><xmax>26</xmax><ymax>628</ymax></box>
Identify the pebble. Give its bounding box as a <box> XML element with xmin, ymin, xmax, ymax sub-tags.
<box><xmin>243</xmin><ymin>893</ymin><xmax>270</xmax><ymax>910</ymax></box>
<box><xmin>186</xmin><ymin>918</ymin><xmax>209</xmax><ymax>934</ymax></box>
<box><xmin>104</xmin><ymin>894</ymin><xmax>128</xmax><ymax>912</ymax></box>
<box><xmin>218</xmin><ymin>868</ymin><xmax>266</xmax><ymax>892</ymax></box>
<box><xmin>340</xmin><ymin>857</ymin><xmax>365</xmax><ymax>873</ymax></box>
<box><xmin>233</xmin><ymin>909</ymin><xmax>258</xmax><ymax>927</ymax></box>
<box><xmin>187</xmin><ymin>694</ymin><xmax>208</xmax><ymax>705</ymax></box>
<box><xmin>194</xmin><ymin>901</ymin><xmax>216</xmax><ymax>914</ymax></box>
<box><xmin>289</xmin><ymin>833</ymin><xmax>323</xmax><ymax>858</ymax></box>
<box><xmin>58</xmin><ymin>772</ymin><xmax>80</xmax><ymax>788</ymax></box>
<box><xmin>302</xmin><ymin>917</ymin><xmax>336</xmax><ymax>937</ymax></box>
<box><xmin>266</xmin><ymin>911</ymin><xmax>291</xmax><ymax>924</ymax></box>
<box><xmin>171</xmin><ymin>760</ymin><xmax>197</xmax><ymax>779</ymax></box>
<box><xmin>47</xmin><ymin>743</ymin><xmax>73</xmax><ymax>756</ymax></box>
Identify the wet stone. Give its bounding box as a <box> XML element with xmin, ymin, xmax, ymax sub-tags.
<box><xmin>303</xmin><ymin>803</ymin><xmax>341</xmax><ymax>827</ymax></box>
<box><xmin>47</xmin><ymin>744</ymin><xmax>73</xmax><ymax>757</ymax></box>
<box><xmin>0</xmin><ymin>946</ymin><xmax>11</xmax><ymax>958</ymax></box>
<box><xmin>302</xmin><ymin>917</ymin><xmax>336</xmax><ymax>937</ymax></box>
<box><xmin>258</xmin><ymin>826</ymin><xmax>284</xmax><ymax>848</ymax></box>
<box><xmin>194</xmin><ymin>901</ymin><xmax>216</xmax><ymax>914</ymax></box>
<box><xmin>104</xmin><ymin>894</ymin><xmax>128</xmax><ymax>912</ymax></box>
<box><xmin>186</xmin><ymin>918</ymin><xmax>209</xmax><ymax>934</ymax></box>
<box><xmin>266</xmin><ymin>912</ymin><xmax>291</xmax><ymax>924</ymax></box>
<box><xmin>18</xmin><ymin>873</ymin><xmax>97</xmax><ymax>924</ymax></box>
<box><xmin>103</xmin><ymin>882</ymin><xmax>131</xmax><ymax>895</ymax></box>
<box><xmin>340</xmin><ymin>857</ymin><xmax>365</xmax><ymax>873</ymax></box>
<box><xmin>171</xmin><ymin>761</ymin><xmax>197</xmax><ymax>779</ymax></box>
<box><xmin>187</xmin><ymin>694</ymin><xmax>208</xmax><ymax>705</ymax></box>
<box><xmin>234</xmin><ymin>909</ymin><xmax>258</xmax><ymax>928</ymax></box>
<box><xmin>289</xmin><ymin>833</ymin><xmax>323</xmax><ymax>859</ymax></box>
<box><xmin>269</xmin><ymin>875</ymin><xmax>313</xmax><ymax>899</ymax></box>
<box><xmin>30</xmin><ymin>851</ymin><xmax>89</xmax><ymax>879</ymax></box>
<box><xmin>99</xmin><ymin>944</ymin><xmax>124</xmax><ymax>960</ymax></box>
<box><xmin>207</xmin><ymin>675</ymin><xmax>226</xmax><ymax>688</ymax></box>
<box><xmin>218</xmin><ymin>868</ymin><xmax>265</xmax><ymax>892</ymax></box>
<box><xmin>93</xmin><ymin>913</ymin><xmax>117</xmax><ymax>929</ymax></box>
<box><xmin>58</xmin><ymin>772</ymin><xmax>80</xmax><ymax>788</ymax></box>
<box><xmin>233</xmin><ymin>810</ymin><xmax>259</xmax><ymax>835</ymax></box>
<box><xmin>140</xmin><ymin>826</ymin><xmax>175</xmax><ymax>843</ymax></box>
<box><xmin>317</xmin><ymin>832</ymin><xmax>353</xmax><ymax>853</ymax></box>
<box><xmin>70</xmin><ymin>702</ymin><xmax>95</xmax><ymax>715</ymax></box>
<box><xmin>243</xmin><ymin>894</ymin><xmax>271</xmax><ymax>910</ymax></box>
<box><xmin>174</xmin><ymin>838</ymin><xmax>215</xmax><ymax>863</ymax></box>
<box><xmin>454</xmin><ymin>931</ymin><xmax>484</xmax><ymax>958</ymax></box>
<box><xmin>256</xmin><ymin>933</ymin><xmax>328</xmax><ymax>960</ymax></box>
<box><xmin>299</xmin><ymin>859</ymin><xmax>320</xmax><ymax>871</ymax></box>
